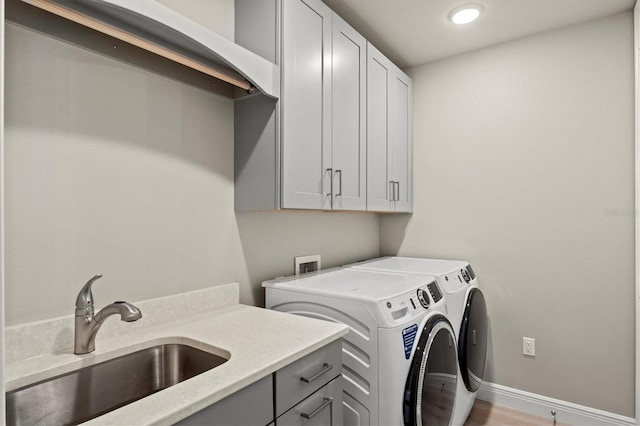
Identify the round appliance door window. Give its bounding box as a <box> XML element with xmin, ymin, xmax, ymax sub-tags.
<box><xmin>458</xmin><ymin>288</ymin><xmax>487</xmax><ymax>392</ymax></box>
<box><xmin>403</xmin><ymin>315</ymin><xmax>458</xmax><ymax>426</ymax></box>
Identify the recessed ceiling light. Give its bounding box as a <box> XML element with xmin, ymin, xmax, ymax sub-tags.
<box><xmin>448</xmin><ymin>4</ymin><xmax>483</xmax><ymax>25</ymax></box>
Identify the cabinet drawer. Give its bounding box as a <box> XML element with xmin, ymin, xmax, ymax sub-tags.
<box><xmin>275</xmin><ymin>339</ymin><xmax>342</xmax><ymax>417</ymax></box>
<box><xmin>277</xmin><ymin>376</ymin><xmax>343</xmax><ymax>426</ymax></box>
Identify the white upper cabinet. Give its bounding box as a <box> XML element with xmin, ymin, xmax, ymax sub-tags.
<box><xmin>235</xmin><ymin>0</ymin><xmax>409</xmax><ymax>213</ymax></box>
<box><xmin>366</xmin><ymin>43</ymin><xmax>413</xmax><ymax>212</ymax></box>
<box><xmin>330</xmin><ymin>14</ymin><xmax>367</xmax><ymax>211</ymax></box>
<box><xmin>281</xmin><ymin>0</ymin><xmax>366</xmax><ymax>210</ymax></box>
<box><xmin>366</xmin><ymin>45</ymin><xmax>393</xmax><ymax>212</ymax></box>
<box><xmin>391</xmin><ymin>70</ymin><xmax>413</xmax><ymax>212</ymax></box>
<box><xmin>281</xmin><ymin>0</ymin><xmax>333</xmax><ymax>210</ymax></box>
<box><xmin>236</xmin><ymin>0</ymin><xmax>367</xmax><ymax>211</ymax></box>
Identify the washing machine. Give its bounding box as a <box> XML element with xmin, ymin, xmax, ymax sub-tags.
<box><xmin>347</xmin><ymin>257</ymin><xmax>488</xmax><ymax>426</ymax></box>
<box><xmin>263</xmin><ymin>268</ymin><xmax>459</xmax><ymax>426</ymax></box>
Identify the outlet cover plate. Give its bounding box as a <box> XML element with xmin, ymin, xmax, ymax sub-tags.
<box><xmin>523</xmin><ymin>337</ymin><xmax>535</xmax><ymax>357</ymax></box>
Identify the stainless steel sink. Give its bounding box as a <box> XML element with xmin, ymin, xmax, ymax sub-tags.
<box><xmin>6</xmin><ymin>343</ymin><xmax>228</xmax><ymax>425</ymax></box>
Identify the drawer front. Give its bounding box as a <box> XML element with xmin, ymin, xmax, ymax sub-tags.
<box><xmin>176</xmin><ymin>375</ymin><xmax>273</xmax><ymax>426</ymax></box>
<box><xmin>276</xmin><ymin>339</ymin><xmax>342</xmax><ymax>417</ymax></box>
<box><xmin>277</xmin><ymin>376</ymin><xmax>343</xmax><ymax>426</ymax></box>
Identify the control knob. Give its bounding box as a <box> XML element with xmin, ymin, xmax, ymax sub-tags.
<box><xmin>416</xmin><ymin>289</ymin><xmax>430</xmax><ymax>309</ymax></box>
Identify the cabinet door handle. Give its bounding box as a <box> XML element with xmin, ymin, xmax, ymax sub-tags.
<box><xmin>300</xmin><ymin>397</ymin><xmax>333</xmax><ymax>420</ymax></box>
<box><xmin>300</xmin><ymin>362</ymin><xmax>333</xmax><ymax>383</ymax></box>
<box><xmin>335</xmin><ymin>170</ymin><xmax>342</xmax><ymax>197</ymax></box>
<box><xmin>326</xmin><ymin>168</ymin><xmax>333</xmax><ymax>209</ymax></box>
<box><xmin>395</xmin><ymin>181</ymin><xmax>400</xmax><ymax>201</ymax></box>
<box><xmin>389</xmin><ymin>180</ymin><xmax>395</xmax><ymax>202</ymax></box>
<box><xmin>326</xmin><ymin>168</ymin><xmax>333</xmax><ymax>198</ymax></box>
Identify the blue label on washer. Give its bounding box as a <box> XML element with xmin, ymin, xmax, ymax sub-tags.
<box><xmin>402</xmin><ymin>324</ymin><xmax>418</xmax><ymax>359</ymax></box>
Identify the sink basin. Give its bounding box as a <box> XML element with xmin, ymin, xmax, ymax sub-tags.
<box><xmin>6</xmin><ymin>343</ymin><xmax>228</xmax><ymax>425</ymax></box>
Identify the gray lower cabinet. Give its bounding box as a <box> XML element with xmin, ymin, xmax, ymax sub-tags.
<box><xmin>275</xmin><ymin>340</ymin><xmax>343</xmax><ymax>425</ymax></box>
<box><xmin>275</xmin><ymin>340</ymin><xmax>342</xmax><ymax>417</ymax></box>
<box><xmin>175</xmin><ymin>375</ymin><xmax>274</xmax><ymax>426</ymax></box>
<box><xmin>175</xmin><ymin>340</ymin><xmax>343</xmax><ymax>426</ymax></box>
<box><xmin>277</xmin><ymin>377</ymin><xmax>343</xmax><ymax>426</ymax></box>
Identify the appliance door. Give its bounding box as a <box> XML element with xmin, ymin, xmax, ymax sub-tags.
<box><xmin>458</xmin><ymin>287</ymin><xmax>487</xmax><ymax>392</ymax></box>
<box><xmin>403</xmin><ymin>315</ymin><xmax>458</xmax><ymax>426</ymax></box>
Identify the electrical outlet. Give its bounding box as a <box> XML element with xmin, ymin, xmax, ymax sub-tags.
<box><xmin>523</xmin><ymin>337</ymin><xmax>535</xmax><ymax>357</ymax></box>
<box><xmin>295</xmin><ymin>254</ymin><xmax>321</xmax><ymax>275</ymax></box>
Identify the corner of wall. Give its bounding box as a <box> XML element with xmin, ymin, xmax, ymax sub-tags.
<box><xmin>1</xmin><ymin>0</ymin><xmax>6</xmax><ymax>419</ymax></box>
<box><xmin>634</xmin><ymin>2</ymin><xmax>639</xmax><ymax>423</ymax></box>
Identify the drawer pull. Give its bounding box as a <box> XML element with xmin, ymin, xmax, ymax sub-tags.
<box><xmin>300</xmin><ymin>397</ymin><xmax>333</xmax><ymax>420</ymax></box>
<box><xmin>300</xmin><ymin>363</ymin><xmax>333</xmax><ymax>383</ymax></box>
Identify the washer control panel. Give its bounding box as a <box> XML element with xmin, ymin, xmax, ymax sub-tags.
<box><xmin>438</xmin><ymin>270</ymin><xmax>467</xmax><ymax>292</ymax></box>
<box><xmin>416</xmin><ymin>289</ymin><xmax>430</xmax><ymax>308</ymax></box>
<box><xmin>379</xmin><ymin>280</ymin><xmax>445</xmax><ymax>325</ymax></box>
<box><xmin>427</xmin><ymin>282</ymin><xmax>443</xmax><ymax>303</ymax></box>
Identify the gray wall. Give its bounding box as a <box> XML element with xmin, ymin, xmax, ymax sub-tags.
<box><xmin>381</xmin><ymin>12</ymin><xmax>635</xmax><ymax>416</ymax></box>
<box><xmin>156</xmin><ymin>0</ymin><xmax>235</xmax><ymax>41</ymax></box>
<box><xmin>3</xmin><ymin>3</ymin><xmax>379</xmax><ymax>326</ymax></box>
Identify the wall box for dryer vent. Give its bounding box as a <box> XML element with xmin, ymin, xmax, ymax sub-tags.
<box><xmin>295</xmin><ymin>255</ymin><xmax>321</xmax><ymax>275</ymax></box>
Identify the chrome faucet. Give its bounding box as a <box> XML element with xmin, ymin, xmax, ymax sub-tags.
<box><xmin>74</xmin><ymin>274</ymin><xmax>142</xmax><ymax>355</ymax></box>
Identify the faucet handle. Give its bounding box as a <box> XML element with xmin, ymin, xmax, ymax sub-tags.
<box><xmin>75</xmin><ymin>274</ymin><xmax>103</xmax><ymax>315</ymax></box>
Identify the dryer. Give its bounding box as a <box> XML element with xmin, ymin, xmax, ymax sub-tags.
<box><xmin>263</xmin><ymin>268</ymin><xmax>458</xmax><ymax>426</ymax></box>
<box><xmin>347</xmin><ymin>257</ymin><xmax>488</xmax><ymax>426</ymax></box>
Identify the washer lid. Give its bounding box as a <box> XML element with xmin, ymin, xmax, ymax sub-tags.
<box><xmin>348</xmin><ymin>256</ymin><xmax>469</xmax><ymax>277</ymax></box>
<box><xmin>263</xmin><ymin>268</ymin><xmax>436</xmax><ymax>303</ymax></box>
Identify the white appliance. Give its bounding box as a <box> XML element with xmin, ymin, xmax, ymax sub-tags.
<box><xmin>347</xmin><ymin>257</ymin><xmax>488</xmax><ymax>426</ymax></box>
<box><xmin>263</xmin><ymin>268</ymin><xmax>459</xmax><ymax>426</ymax></box>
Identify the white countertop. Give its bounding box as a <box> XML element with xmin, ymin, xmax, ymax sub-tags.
<box><xmin>4</xmin><ymin>284</ymin><xmax>348</xmax><ymax>425</ymax></box>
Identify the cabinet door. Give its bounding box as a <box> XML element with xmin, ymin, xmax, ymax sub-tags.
<box><xmin>281</xmin><ymin>0</ymin><xmax>332</xmax><ymax>210</ymax></box>
<box><xmin>277</xmin><ymin>376</ymin><xmax>344</xmax><ymax>426</ymax></box>
<box><xmin>175</xmin><ymin>375</ymin><xmax>273</xmax><ymax>426</ymax></box>
<box><xmin>366</xmin><ymin>43</ymin><xmax>393</xmax><ymax>212</ymax></box>
<box><xmin>390</xmin><ymin>69</ymin><xmax>412</xmax><ymax>212</ymax></box>
<box><xmin>331</xmin><ymin>14</ymin><xmax>366</xmax><ymax>211</ymax></box>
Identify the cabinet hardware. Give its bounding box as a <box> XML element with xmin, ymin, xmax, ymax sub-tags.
<box><xmin>326</xmin><ymin>168</ymin><xmax>334</xmax><ymax>209</ymax></box>
<box><xmin>300</xmin><ymin>362</ymin><xmax>333</xmax><ymax>383</ymax></box>
<box><xmin>300</xmin><ymin>397</ymin><xmax>333</xmax><ymax>420</ymax></box>
<box><xmin>336</xmin><ymin>170</ymin><xmax>342</xmax><ymax>197</ymax></box>
<box><xmin>394</xmin><ymin>181</ymin><xmax>400</xmax><ymax>201</ymax></box>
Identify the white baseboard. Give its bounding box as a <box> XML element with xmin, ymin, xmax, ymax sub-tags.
<box><xmin>477</xmin><ymin>381</ymin><xmax>635</xmax><ymax>426</ymax></box>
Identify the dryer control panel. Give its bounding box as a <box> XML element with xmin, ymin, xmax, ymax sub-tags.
<box><xmin>427</xmin><ymin>282</ymin><xmax>443</xmax><ymax>303</ymax></box>
<box><xmin>378</xmin><ymin>281</ymin><xmax>446</xmax><ymax>326</ymax></box>
<box><xmin>460</xmin><ymin>264</ymin><xmax>476</xmax><ymax>283</ymax></box>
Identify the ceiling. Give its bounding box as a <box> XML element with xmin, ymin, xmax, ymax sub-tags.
<box><xmin>321</xmin><ymin>0</ymin><xmax>635</xmax><ymax>68</ymax></box>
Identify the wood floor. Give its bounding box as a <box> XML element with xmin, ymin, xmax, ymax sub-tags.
<box><xmin>464</xmin><ymin>400</ymin><xmax>562</xmax><ymax>425</ymax></box>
